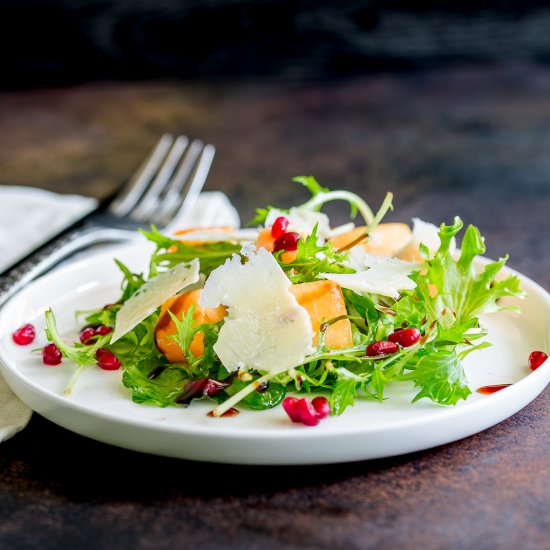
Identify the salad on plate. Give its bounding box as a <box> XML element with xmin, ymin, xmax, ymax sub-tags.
<box><xmin>17</xmin><ymin>177</ymin><xmax>535</xmax><ymax>426</ymax></box>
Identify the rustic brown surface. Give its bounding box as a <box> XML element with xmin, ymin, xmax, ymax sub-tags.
<box><xmin>0</xmin><ymin>65</ymin><xmax>549</xmax><ymax>549</ymax></box>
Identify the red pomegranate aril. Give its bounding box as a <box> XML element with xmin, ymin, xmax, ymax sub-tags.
<box><xmin>388</xmin><ymin>327</ymin><xmax>421</xmax><ymax>347</ymax></box>
<box><xmin>79</xmin><ymin>327</ymin><xmax>97</xmax><ymax>344</ymax></box>
<box><xmin>271</xmin><ymin>216</ymin><xmax>290</xmax><ymax>239</ymax></box>
<box><xmin>282</xmin><ymin>396</ymin><xmax>301</xmax><ymax>422</ymax></box>
<box><xmin>366</xmin><ymin>340</ymin><xmax>398</xmax><ymax>357</ymax></box>
<box><xmin>295</xmin><ymin>398</ymin><xmax>320</xmax><ymax>426</ymax></box>
<box><xmin>42</xmin><ymin>343</ymin><xmax>62</xmax><ymax>366</ymax></box>
<box><xmin>312</xmin><ymin>396</ymin><xmax>331</xmax><ymax>419</ymax></box>
<box><xmin>96</xmin><ymin>325</ymin><xmax>112</xmax><ymax>336</ymax></box>
<box><xmin>12</xmin><ymin>323</ymin><xmax>36</xmax><ymax>346</ymax></box>
<box><xmin>273</xmin><ymin>232</ymin><xmax>300</xmax><ymax>252</ymax></box>
<box><xmin>528</xmin><ymin>350</ymin><xmax>548</xmax><ymax>371</ymax></box>
<box><xmin>95</xmin><ymin>348</ymin><xmax>121</xmax><ymax>370</ymax></box>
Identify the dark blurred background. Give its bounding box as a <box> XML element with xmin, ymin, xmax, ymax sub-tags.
<box><xmin>3</xmin><ymin>1</ymin><xmax>550</xmax><ymax>88</ymax></box>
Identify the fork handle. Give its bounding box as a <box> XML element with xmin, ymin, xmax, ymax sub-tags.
<box><xmin>0</xmin><ymin>228</ymin><xmax>137</xmax><ymax>309</ymax></box>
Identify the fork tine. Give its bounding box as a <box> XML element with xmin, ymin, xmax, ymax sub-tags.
<box><xmin>159</xmin><ymin>144</ymin><xmax>216</xmax><ymax>229</ymax></box>
<box><xmin>129</xmin><ymin>135</ymin><xmax>189</xmax><ymax>222</ymax></box>
<box><xmin>152</xmin><ymin>139</ymin><xmax>203</xmax><ymax>222</ymax></box>
<box><xmin>109</xmin><ymin>134</ymin><xmax>174</xmax><ymax>217</ymax></box>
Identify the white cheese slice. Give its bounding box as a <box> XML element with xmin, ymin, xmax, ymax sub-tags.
<box><xmin>347</xmin><ymin>246</ymin><xmax>423</xmax><ymax>273</ymax></box>
<box><xmin>265</xmin><ymin>207</ymin><xmax>331</xmax><ymax>239</ymax></box>
<box><xmin>321</xmin><ymin>254</ymin><xmax>417</xmax><ymax>300</ymax></box>
<box><xmin>398</xmin><ymin>218</ymin><xmax>455</xmax><ymax>260</ymax></box>
<box><xmin>199</xmin><ymin>247</ymin><xmax>314</xmax><ymax>374</ymax></box>
<box><xmin>111</xmin><ymin>259</ymin><xmax>200</xmax><ymax>343</ymax></box>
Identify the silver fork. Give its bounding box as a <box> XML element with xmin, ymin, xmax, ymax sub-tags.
<box><xmin>0</xmin><ymin>134</ymin><xmax>215</xmax><ymax>308</ymax></box>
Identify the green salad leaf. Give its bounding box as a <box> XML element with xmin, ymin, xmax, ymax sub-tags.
<box><xmin>141</xmin><ymin>226</ymin><xmax>240</xmax><ymax>278</ymax></box>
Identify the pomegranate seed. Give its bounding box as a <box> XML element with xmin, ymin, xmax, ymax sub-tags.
<box><xmin>95</xmin><ymin>348</ymin><xmax>121</xmax><ymax>370</ymax></box>
<box><xmin>79</xmin><ymin>324</ymin><xmax>112</xmax><ymax>344</ymax></box>
<box><xmin>528</xmin><ymin>350</ymin><xmax>548</xmax><ymax>371</ymax></box>
<box><xmin>366</xmin><ymin>340</ymin><xmax>399</xmax><ymax>357</ymax></box>
<box><xmin>271</xmin><ymin>216</ymin><xmax>290</xmax><ymax>239</ymax></box>
<box><xmin>12</xmin><ymin>323</ymin><xmax>36</xmax><ymax>346</ymax></box>
<box><xmin>295</xmin><ymin>398</ymin><xmax>320</xmax><ymax>426</ymax></box>
<box><xmin>282</xmin><ymin>396</ymin><xmax>301</xmax><ymax>422</ymax></box>
<box><xmin>79</xmin><ymin>327</ymin><xmax>97</xmax><ymax>344</ymax></box>
<box><xmin>312</xmin><ymin>396</ymin><xmax>331</xmax><ymax>419</ymax></box>
<box><xmin>388</xmin><ymin>327</ymin><xmax>421</xmax><ymax>347</ymax></box>
<box><xmin>273</xmin><ymin>232</ymin><xmax>300</xmax><ymax>252</ymax></box>
<box><xmin>42</xmin><ymin>343</ymin><xmax>62</xmax><ymax>365</ymax></box>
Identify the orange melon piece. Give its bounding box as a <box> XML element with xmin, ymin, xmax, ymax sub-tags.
<box><xmin>155</xmin><ymin>290</ymin><xmax>226</xmax><ymax>362</ymax></box>
<box><xmin>174</xmin><ymin>226</ymin><xmax>235</xmax><ymax>243</ymax></box>
<box><xmin>168</xmin><ymin>226</ymin><xmax>235</xmax><ymax>252</ymax></box>
<box><xmin>156</xmin><ymin>280</ymin><xmax>352</xmax><ymax>363</ymax></box>
<box><xmin>289</xmin><ymin>281</ymin><xmax>352</xmax><ymax>349</ymax></box>
<box><xmin>255</xmin><ymin>227</ymin><xmax>298</xmax><ymax>263</ymax></box>
<box><xmin>330</xmin><ymin>223</ymin><xmax>412</xmax><ymax>257</ymax></box>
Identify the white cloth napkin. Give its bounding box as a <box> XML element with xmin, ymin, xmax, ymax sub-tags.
<box><xmin>0</xmin><ymin>186</ymin><xmax>240</xmax><ymax>442</ymax></box>
<box><xmin>0</xmin><ymin>186</ymin><xmax>99</xmax><ymax>273</ymax></box>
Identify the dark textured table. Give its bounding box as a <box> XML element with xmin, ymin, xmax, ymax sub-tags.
<box><xmin>0</xmin><ymin>65</ymin><xmax>549</xmax><ymax>549</ymax></box>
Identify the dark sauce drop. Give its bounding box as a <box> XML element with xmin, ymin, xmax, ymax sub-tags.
<box><xmin>476</xmin><ymin>384</ymin><xmax>512</xmax><ymax>394</ymax></box>
<box><xmin>207</xmin><ymin>407</ymin><xmax>240</xmax><ymax>418</ymax></box>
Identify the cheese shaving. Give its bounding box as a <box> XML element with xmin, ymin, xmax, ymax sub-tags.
<box><xmin>199</xmin><ymin>247</ymin><xmax>313</xmax><ymax>374</ymax></box>
<box><xmin>111</xmin><ymin>260</ymin><xmax>199</xmax><ymax>343</ymax></box>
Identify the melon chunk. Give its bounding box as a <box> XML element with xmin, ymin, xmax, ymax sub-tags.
<box><xmin>156</xmin><ymin>290</ymin><xmax>227</xmax><ymax>361</ymax></box>
<box><xmin>330</xmin><ymin>223</ymin><xmax>412</xmax><ymax>257</ymax></box>
<box><xmin>254</xmin><ymin>227</ymin><xmax>298</xmax><ymax>263</ymax></box>
<box><xmin>289</xmin><ymin>281</ymin><xmax>352</xmax><ymax>349</ymax></box>
<box><xmin>174</xmin><ymin>226</ymin><xmax>258</xmax><ymax>244</ymax></box>
<box><xmin>199</xmin><ymin>248</ymin><xmax>313</xmax><ymax>374</ymax></box>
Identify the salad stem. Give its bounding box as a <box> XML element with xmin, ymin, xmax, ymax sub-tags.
<box><xmin>335</xmin><ymin>192</ymin><xmax>394</xmax><ymax>253</ymax></box>
<box><xmin>211</xmin><ymin>371</ymin><xmax>274</xmax><ymax>417</ymax></box>
<box><xmin>64</xmin><ymin>364</ymin><xmax>86</xmax><ymax>395</ymax></box>
<box><xmin>299</xmin><ymin>190</ymin><xmax>376</xmax><ymax>225</ymax></box>
<box><xmin>365</xmin><ymin>192</ymin><xmax>394</xmax><ymax>235</ymax></box>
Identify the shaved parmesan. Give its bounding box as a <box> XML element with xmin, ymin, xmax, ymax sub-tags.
<box><xmin>398</xmin><ymin>218</ymin><xmax>455</xmax><ymax>261</ymax></box>
<box><xmin>111</xmin><ymin>260</ymin><xmax>199</xmax><ymax>343</ymax></box>
<box><xmin>321</xmin><ymin>254</ymin><xmax>418</xmax><ymax>299</ymax></box>
<box><xmin>265</xmin><ymin>207</ymin><xmax>331</xmax><ymax>239</ymax></box>
<box><xmin>347</xmin><ymin>246</ymin><xmax>422</xmax><ymax>273</ymax></box>
<box><xmin>199</xmin><ymin>247</ymin><xmax>313</xmax><ymax>374</ymax></box>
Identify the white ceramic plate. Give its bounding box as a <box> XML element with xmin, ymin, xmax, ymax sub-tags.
<box><xmin>0</xmin><ymin>242</ymin><xmax>549</xmax><ymax>465</ymax></box>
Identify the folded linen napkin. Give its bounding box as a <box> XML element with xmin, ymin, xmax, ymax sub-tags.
<box><xmin>0</xmin><ymin>186</ymin><xmax>240</xmax><ymax>443</ymax></box>
<box><xmin>0</xmin><ymin>186</ymin><xmax>99</xmax><ymax>274</ymax></box>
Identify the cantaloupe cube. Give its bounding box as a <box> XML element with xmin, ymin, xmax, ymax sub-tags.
<box><xmin>155</xmin><ymin>290</ymin><xmax>226</xmax><ymax>361</ymax></box>
<box><xmin>255</xmin><ymin>227</ymin><xmax>298</xmax><ymax>263</ymax></box>
<box><xmin>330</xmin><ymin>223</ymin><xmax>412</xmax><ymax>257</ymax></box>
<box><xmin>289</xmin><ymin>280</ymin><xmax>352</xmax><ymax>349</ymax></box>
